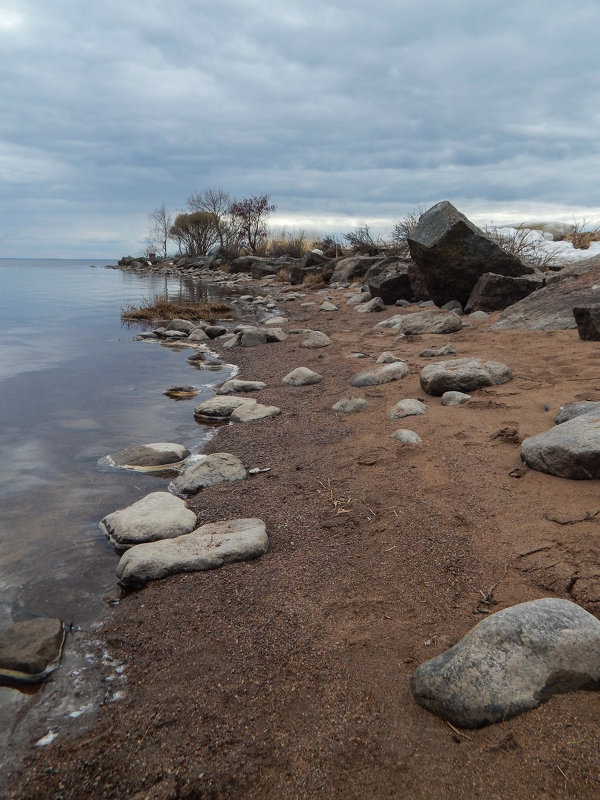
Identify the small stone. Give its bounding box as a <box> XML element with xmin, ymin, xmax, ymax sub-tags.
<box><xmin>441</xmin><ymin>391</ymin><xmax>471</xmax><ymax>406</ymax></box>
<box><xmin>332</xmin><ymin>397</ymin><xmax>368</xmax><ymax>413</ymax></box>
<box><xmin>230</xmin><ymin>401</ymin><xmax>281</xmax><ymax>423</ymax></box>
<box><xmin>100</xmin><ymin>492</ymin><xmax>198</xmax><ymax>552</ymax></box>
<box><xmin>420</xmin><ymin>358</ymin><xmax>512</xmax><ymax>396</ymax></box>
<box><xmin>320</xmin><ymin>301</ymin><xmax>338</xmax><ymax>311</ymax></box>
<box><xmin>390</xmin><ymin>429</ymin><xmax>422</xmax><ymax>444</ymax></box>
<box><xmin>521</xmin><ymin>410</ymin><xmax>600</xmax><ymax>479</ymax></box>
<box><xmin>356</xmin><ymin>297</ymin><xmax>386</xmax><ymax>313</ymax></box>
<box><xmin>163</xmin><ymin>385</ymin><xmax>198</xmax><ymax>399</ymax></box>
<box><xmin>282</xmin><ymin>367</ymin><xmax>323</xmax><ymax>386</ymax></box>
<box><xmin>420</xmin><ymin>344</ymin><xmax>456</xmax><ymax>358</ymax></box>
<box><xmin>346</xmin><ymin>294</ymin><xmax>370</xmax><ymax>306</ymax></box>
<box><xmin>554</xmin><ymin>400</ymin><xmax>600</xmax><ymax>424</ymax></box>
<box><xmin>387</xmin><ymin>399</ymin><xmax>427</xmax><ymax>420</ymax></box>
<box><xmin>350</xmin><ymin>362</ymin><xmax>409</xmax><ymax>387</ymax></box>
<box><xmin>376</xmin><ymin>352</ymin><xmax>403</xmax><ymax>364</ymax></box>
<box><xmin>469</xmin><ymin>310</ymin><xmax>489</xmax><ymax>320</ymax></box>
<box><xmin>171</xmin><ymin>453</ymin><xmax>247</xmax><ymax>495</ymax></box>
<box><xmin>300</xmin><ymin>330</ymin><xmax>333</xmax><ymax>349</ymax></box>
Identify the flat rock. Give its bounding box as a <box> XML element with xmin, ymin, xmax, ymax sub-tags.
<box><xmin>193</xmin><ymin>396</ymin><xmax>251</xmax><ymax>421</ymax></box>
<box><xmin>100</xmin><ymin>492</ymin><xmax>198</xmax><ymax>552</ymax></box>
<box><xmin>465</xmin><ymin>272</ymin><xmax>544</xmax><ymax>313</ymax></box>
<box><xmin>171</xmin><ymin>453</ymin><xmax>247</xmax><ymax>495</ymax></box>
<box><xmin>555</xmin><ymin>400</ymin><xmax>600</xmax><ymax>424</ymax></box>
<box><xmin>376</xmin><ymin>351</ymin><xmax>403</xmax><ymax>364</ymax></box>
<box><xmin>356</xmin><ymin>297</ymin><xmax>386</xmax><ymax>313</ymax></box>
<box><xmin>216</xmin><ymin>379</ymin><xmax>267</xmax><ymax>395</ymax></box>
<box><xmin>391</xmin><ymin>429</ymin><xmax>422</xmax><ymax>444</ymax></box>
<box><xmin>230</xmin><ymin>401</ymin><xmax>281</xmax><ymax>423</ymax></box>
<box><xmin>521</xmin><ymin>410</ymin><xmax>600</xmax><ymax>478</ymax></box>
<box><xmin>332</xmin><ymin>397</ymin><xmax>368</xmax><ymax>413</ymax></box>
<box><xmin>300</xmin><ymin>330</ymin><xmax>333</xmax><ymax>348</ymax></box>
<box><xmin>116</xmin><ymin>518</ymin><xmax>269</xmax><ymax>589</ymax></box>
<box><xmin>0</xmin><ymin>618</ymin><xmax>65</xmax><ymax>685</ymax></box>
<box><xmin>420</xmin><ymin>344</ymin><xmax>456</xmax><ymax>358</ymax></box>
<box><xmin>388</xmin><ymin>399</ymin><xmax>427</xmax><ymax>419</ymax></box>
<box><xmin>320</xmin><ymin>301</ymin><xmax>338</xmax><ymax>311</ymax></box>
<box><xmin>411</xmin><ymin>598</ymin><xmax>600</xmax><ymax>728</ymax></box>
<box><xmin>163</xmin><ymin>385</ymin><xmax>198</xmax><ymax>399</ymax></box>
<box><xmin>441</xmin><ymin>391</ymin><xmax>472</xmax><ymax>406</ymax></box>
<box><xmin>350</xmin><ymin>362</ymin><xmax>409</xmax><ymax>387</ymax></box>
<box><xmin>106</xmin><ymin>443</ymin><xmax>190</xmax><ymax>471</ymax></box>
<box><xmin>346</xmin><ymin>294</ymin><xmax>370</xmax><ymax>306</ymax></box>
<box><xmin>420</xmin><ymin>358</ymin><xmax>512</xmax><ymax>396</ymax></box>
<box><xmin>187</xmin><ymin>328</ymin><xmax>211</xmax><ymax>342</ymax></box>
<box><xmin>282</xmin><ymin>367</ymin><xmax>323</xmax><ymax>386</ymax></box>
<box><xmin>375</xmin><ymin>310</ymin><xmax>462</xmax><ymax>335</ymax></box>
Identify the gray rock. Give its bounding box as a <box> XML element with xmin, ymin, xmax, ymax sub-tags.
<box><xmin>239</xmin><ymin>328</ymin><xmax>268</xmax><ymax>347</ymax></box>
<box><xmin>346</xmin><ymin>293</ymin><xmax>370</xmax><ymax>306</ymax></box>
<box><xmin>366</xmin><ymin>260</ymin><xmax>412</xmax><ymax>305</ymax></box>
<box><xmin>171</xmin><ymin>453</ymin><xmax>247</xmax><ymax>495</ymax></box>
<box><xmin>407</xmin><ymin>201</ymin><xmax>533</xmax><ymax>305</ymax></box>
<box><xmin>193</xmin><ymin>396</ymin><xmax>250</xmax><ymax>421</ymax></box>
<box><xmin>441</xmin><ymin>300</ymin><xmax>463</xmax><ymax>315</ymax></box>
<box><xmin>230</xmin><ymin>400</ymin><xmax>281</xmax><ymax>423</ymax></box>
<box><xmin>106</xmin><ymin>443</ymin><xmax>190</xmax><ymax>470</ymax></box>
<box><xmin>265</xmin><ymin>328</ymin><xmax>288</xmax><ymax>343</ymax></box>
<box><xmin>166</xmin><ymin>319</ymin><xmax>196</xmax><ymax>334</ymax></box>
<box><xmin>100</xmin><ymin>492</ymin><xmax>197</xmax><ymax>552</ymax></box>
<box><xmin>376</xmin><ymin>351</ymin><xmax>403</xmax><ymax>364</ymax></box>
<box><xmin>420</xmin><ymin>344</ymin><xmax>456</xmax><ymax>358</ymax></box>
<box><xmin>217</xmin><ymin>379</ymin><xmax>267</xmax><ymax>394</ymax></box>
<box><xmin>555</xmin><ymin>400</ymin><xmax>600</xmax><ymax>424</ymax></box>
<box><xmin>388</xmin><ymin>399</ymin><xmax>427</xmax><ymax>419</ymax></box>
<box><xmin>395</xmin><ymin>299</ymin><xmax>411</xmax><ymax>307</ymax></box>
<box><xmin>282</xmin><ymin>367</ymin><xmax>323</xmax><ymax>386</ymax></box>
<box><xmin>420</xmin><ymin>358</ymin><xmax>512</xmax><ymax>396</ymax></box>
<box><xmin>573</xmin><ymin>305</ymin><xmax>600</xmax><ymax>340</ymax></box>
<box><xmin>320</xmin><ymin>301</ymin><xmax>338</xmax><ymax>312</ymax></box>
<box><xmin>330</xmin><ymin>255</ymin><xmax>386</xmax><ymax>285</ymax></box>
<box><xmin>375</xmin><ymin>310</ymin><xmax>462</xmax><ymax>335</ymax></box>
<box><xmin>0</xmin><ymin>618</ymin><xmax>65</xmax><ymax>685</ymax></box>
<box><xmin>300</xmin><ymin>330</ymin><xmax>333</xmax><ymax>349</ymax></box>
<box><xmin>391</xmin><ymin>429</ymin><xmax>422</xmax><ymax>444</ymax></box>
<box><xmin>203</xmin><ymin>325</ymin><xmax>227</xmax><ymax>339</ymax></box>
<box><xmin>187</xmin><ymin>351</ymin><xmax>208</xmax><ymax>365</ymax></box>
<box><xmin>468</xmin><ymin>310</ymin><xmax>489</xmax><ymax>320</ymax></box>
<box><xmin>356</xmin><ymin>297</ymin><xmax>386</xmax><ymax>313</ymax></box>
<box><xmin>441</xmin><ymin>391</ymin><xmax>472</xmax><ymax>406</ymax></box>
<box><xmin>521</xmin><ymin>410</ymin><xmax>600</xmax><ymax>478</ymax></box>
<box><xmin>116</xmin><ymin>518</ymin><xmax>269</xmax><ymax>589</ymax></box>
<box><xmin>411</xmin><ymin>598</ymin><xmax>600</xmax><ymax>728</ymax></box>
<box><xmin>162</xmin><ymin>330</ymin><xmax>188</xmax><ymax>340</ymax></box>
<box><xmin>465</xmin><ymin>272</ymin><xmax>544</xmax><ymax>313</ymax></box>
<box><xmin>350</xmin><ymin>362</ymin><xmax>409</xmax><ymax>387</ymax></box>
<box><xmin>332</xmin><ymin>397</ymin><xmax>368</xmax><ymax>413</ymax></box>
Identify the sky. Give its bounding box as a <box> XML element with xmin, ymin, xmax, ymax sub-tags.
<box><xmin>1</xmin><ymin>0</ymin><xmax>599</xmax><ymax>258</ymax></box>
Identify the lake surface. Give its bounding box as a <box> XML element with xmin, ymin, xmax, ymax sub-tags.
<box><xmin>0</xmin><ymin>259</ymin><xmax>237</xmax><ymax>766</ymax></box>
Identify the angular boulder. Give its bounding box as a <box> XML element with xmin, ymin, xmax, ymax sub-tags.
<box><xmin>100</xmin><ymin>492</ymin><xmax>198</xmax><ymax>552</ymax></box>
<box><xmin>366</xmin><ymin>261</ymin><xmax>412</xmax><ymax>305</ymax></box>
<box><xmin>330</xmin><ymin>255</ymin><xmax>387</xmax><ymax>286</ymax></box>
<box><xmin>116</xmin><ymin>518</ymin><xmax>269</xmax><ymax>589</ymax></box>
<box><xmin>521</xmin><ymin>410</ymin><xmax>600</xmax><ymax>478</ymax></box>
<box><xmin>465</xmin><ymin>272</ymin><xmax>544</xmax><ymax>312</ymax></box>
<box><xmin>411</xmin><ymin>598</ymin><xmax>600</xmax><ymax>728</ymax></box>
<box><xmin>355</xmin><ymin>297</ymin><xmax>386</xmax><ymax>313</ymax></box>
<box><xmin>408</xmin><ymin>201</ymin><xmax>534</xmax><ymax>306</ymax></box>
<box><xmin>573</xmin><ymin>305</ymin><xmax>600</xmax><ymax>340</ymax></box>
<box><xmin>420</xmin><ymin>358</ymin><xmax>512</xmax><ymax>396</ymax></box>
<box><xmin>0</xmin><ymin>618</ymin><xmax>65</xmax><ymax>685</ymax></box>
<box><xmin>171</xmin><ymin>453</ymin><xmax>247</xmax><ymax>495</ymax></box>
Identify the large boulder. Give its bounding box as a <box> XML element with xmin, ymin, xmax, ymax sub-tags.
<box><xmin>420</xmin><ymin>358</ymin><xmax>512</xmax><ymax>396</ymax></box>
<box><xmin>465</xmin><ymin>272</ymin><xmax>545</xmax><ymax>313</ymax></box>
<box><xmin>408</xmin><ymin>201</ymin><xmax>534</xmax><ymax>306</ymax></box>
<box><xmin>171</xmin><ymin>452</ymin><xmax>247</xmax><ymax>495</ymax></box>
<box><xmin>366</xmin><ymin>260</ymin><xmax>412</xmax><ymax>304</ymax></box>
<box><xmin>411</xmin><ymin>598</ymin><xmax>600</xmax><ymax>728</ymax></box>
<box><xmin>116</xmin><ymin>518</ymin><xmax>269</xmax><ymax>589</ymax></box>
<box><xmin>521</xmin><ymin>410</ymin><xmax>600</xmax><ymax>478</ymax></box>
<box><xmin>100</xmin><ymin>492</ymin><xmax>198</xmax><ymax>552</ymax></box>
<box><xmin>0</xmin><ymin>618</ymin><xmax>65</xmax><ymax>685</ymax></box>
<box><xmin>573</xmin><ymin>305</ymin><xmax>600</xmax><ymax>340</ymax></box>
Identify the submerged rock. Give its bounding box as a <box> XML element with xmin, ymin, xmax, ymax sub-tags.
<box><xmin>116</xmin><ymin>518</ymin><xmax>269</xmax><ymax>589</ymax></box>
<box><xmin>100</xmin><ymin>492</ymin><xmax>198</xmax><ymax>552</ymax></box>
<box><xmin>104</xmin><ymin>443</ymin><xmax>190</xmax><ymax>471</ymax></box>
<box><xmin>0</xmin><ymin>618</ymin><xmax>65</xmax><ymax>686</ymax></box>
<box><xmin>411</xmin><ymin>598</ymin><xmax>600</xmax><ymax>728</ymax></box>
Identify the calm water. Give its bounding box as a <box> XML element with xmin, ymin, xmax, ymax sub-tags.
<box><xmin>0</xmin><ymin>260</ymin><xmax>236</xmax><ymax>767</ymax></box>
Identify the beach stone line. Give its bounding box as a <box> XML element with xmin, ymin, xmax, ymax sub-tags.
<box><xmin>420</xmin><ymin>344</ymin><xmax>456</xmax><ymax>358</ymax></box>
<box><xmin>350</xmin><ymin>362</ymin><xmax>409</xmax><ymax>387</ymax></box>
<box><xmin>0</xmin><ymin>618</ymin><xmax>65</xmax><ymax>686</ymax></box>
<box><xmin>100</xmin><ymin>492</ymin><xmax>198</xmax><ymax>552</ymax></box>
<box><xmin>116</xmin><ymin>518</ymin><xmax>269</xmax><ymax>589</ymax></box>
<box><xmin>282</xmin><ymin>367</ymin><xmax>323</xmax><ymax>386</ymax></box>
<box><xmin>555</xmin><ymin>400</ymin><xmax>600</xmax><ymax>424</ymax></box>
<box><xmin>441</xmin><ymin>391</ymin><xmax>472</xmax><ymax>406</ymax></box>
<box><xmin>356</xmin><ymin>297</ymin><xmax>386</xmax><ymax>313</ymax></box>
<box><xmin>332</xmin><ymin>397</ymin><xmax>368</xmax><ymax>413</ymax></box>
<box><xmin>420</xmin><ymin>358</ymin><xmax>512</xmax><ymax>396</ymax></box>
<box><xmin>388</xmin><ymin>399</ymin><xmax>427</xmax><ymax>420</ymax></box>
<box><xmin>521</xmin><ymin>410</ymin><xmax>600</xmax><ymax>479</ymax></box>
<box><xmin>106</xmin><ymin>442</ymin><xmax>191</xmax><ymax>471</ymax></box>
<box><xmin>300</xmin><ymin>330</ymin><xmax>333</xmax><ymax>349</ymax></box>
<box><xmin>217</xmin><ymin>379</ymin><xmax>267</xmax><ymax>395</ymax></box>
<box><xmin>391</xmin><ymin>429</ymin><xmax>422</xmax><ymax>444</ymax></box>
<box><xmin>410</xmin><ymin>598</ymin><xmax>600</xmax><ymax>728</ymax></box>
<box><xmin>171</xmin><ymin>452</ymin><xmax>247</xmax><ymax>495</ymax></box>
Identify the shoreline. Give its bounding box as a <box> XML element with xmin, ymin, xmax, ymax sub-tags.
<box><xmin>6</xmin><ymin>267</ymin><xmax>600</xmax><ymax>799</ymax></box>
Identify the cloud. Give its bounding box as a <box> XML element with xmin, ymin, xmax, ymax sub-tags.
<box><xmin>1</xmin><ymin>0</ymin><xmax>599</xmax><ymax>255</ymax></box>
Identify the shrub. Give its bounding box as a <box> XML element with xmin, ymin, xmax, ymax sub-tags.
<box><xmin>267</xmin><ymin>229</ymin><xmax>309</xmax><ymax>258</ymax></box>
<box><xmin>484</xmin><ymin>225</ymin><xmax>557</xmax><ymax>271</ymax></box>
<box><xmin>121</xmin><ymin>292</ymin><xmax>230</xmax><ymax>322</ymax></box>
<box><xmin>563</xmin><ymin>218</ymin><xmax>600</xmax><ymax>250</ymax></box>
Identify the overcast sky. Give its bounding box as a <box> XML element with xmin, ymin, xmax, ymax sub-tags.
<box><xmin>1</xmin><ymin>0</ymin><xmax>599</xmax><ymax>257</ymax></box>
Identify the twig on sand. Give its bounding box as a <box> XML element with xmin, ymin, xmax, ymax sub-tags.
<box><xmin>138</xmin><ymin>711</ymin><xmax>160</xmax><ymax>746</ymax></box>
<box><xmin>445</xmin><ymin>721</ymin><xmax>472</xmax><ymax>740</ymax></box>
<box><xmin>476</xmin><ymin>564</ymin><xmax>508</xmax><ymax>614</ymax></box>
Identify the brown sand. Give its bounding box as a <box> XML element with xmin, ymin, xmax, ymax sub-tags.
<box><xmin>7</xmin><ymin>283</ymin><xmax>600</xmax><ymax>799</ymax></box>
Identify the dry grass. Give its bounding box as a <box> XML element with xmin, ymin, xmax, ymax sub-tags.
<box><xmin>563</xmin><ymin>218</ymin><xmax>600</xmax><ymax>250</ymax></box>
<box><xmin>121</xmin><ymin>292</ymin><xmax>231</xmax><ymax>322</ymax></box>
<box><xmin>303</xmin><ymin>273</ymin><xmax>327</xmax><ymax>289</ymax></box>
<box><xmin>484</xmin><ymin>224</ymin><xmax>558</xmax><ymax>271</ymax></box>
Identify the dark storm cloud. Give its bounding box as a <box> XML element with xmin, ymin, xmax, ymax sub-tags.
<box><xmin>0</xmin><ymin>0</ymin><xmax>599</xmax><ymax>255</ymax></box>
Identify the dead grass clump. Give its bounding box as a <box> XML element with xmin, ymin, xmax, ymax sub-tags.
<box><xmin>275</xmin><ymin>267</ymin><xmax>292</xmax><ymax>283</ymax></box>
<box><xmin>266</xmin><ymin>230</ymin><xmax>310</xmax><ymax>259</ymax></box>
<box><xmin>484</xmin><ymin>225</ymin><xmax>557</xmax><ymax>271</ymax></box>
<box><xmin>121</xmin><ymin>292</ymin><xmax>231</xmax><ymax>322</ymax></box>
<box><xmin>303</xmin><ymin>272</ymin><xmax>327</xmax><ymax>289</ymax></box>
<box><xmin>563</xmin><ymin>218</ymin><xmax>600</xmax><ymax>250</ymax></box>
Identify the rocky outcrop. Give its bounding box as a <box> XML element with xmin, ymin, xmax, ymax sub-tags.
<box><xmin>330</xmin><ymin>256</ymin><xmax>388</xmax><ymax>286</ymax></box>
<box><xmin>411</xmin><ymin>599</ymin><xmax>600</xmax><ymax>728</ymax></box>
<box><xmin>116</xmin><ymin>518</ymin><xmax>269</xmax><ymax>589</ymax></box>
<box><xmin>282</xmin><ymin>367</ymin><xmax>323</xmax><ymax>386</ymax></box>
<box><xmin>465</xmin><ymin>272</ymin><xmax>544</xmax><ymax>312</ymax></box>
<box><xmin>420</xmin><ymin>358</ymin><xmax>512</xmax><ymax>396</ymax></box>
<box><xmin>408</xmin><ymin>201</ymin><xmax>533</xmax><ymax>306</ymax></box>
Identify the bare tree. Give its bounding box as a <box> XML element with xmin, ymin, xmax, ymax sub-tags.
<box><xmin>230</xmin><ymin>194</ymin><xmax>276</xmax><ymax>254</ymax></box>
<box><xmin>187</xmin><ymin>187</ymin><xmax>235</xmax><ymax>252</ymax></box>
<box><xmin>343</xmin><ymin>224</ymin><xmax>381</xmax><ymax>255</ymax></box>
<box><xmin>147</xmin><ymin>203</ymin><xmax>172</xmax><ymax>258</ymax></box>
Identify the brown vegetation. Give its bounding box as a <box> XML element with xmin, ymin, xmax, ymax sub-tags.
<box><xmin>120</xmin><ymin>292</ymin><xmax>230</xmax><ymax>322</ymax></box>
